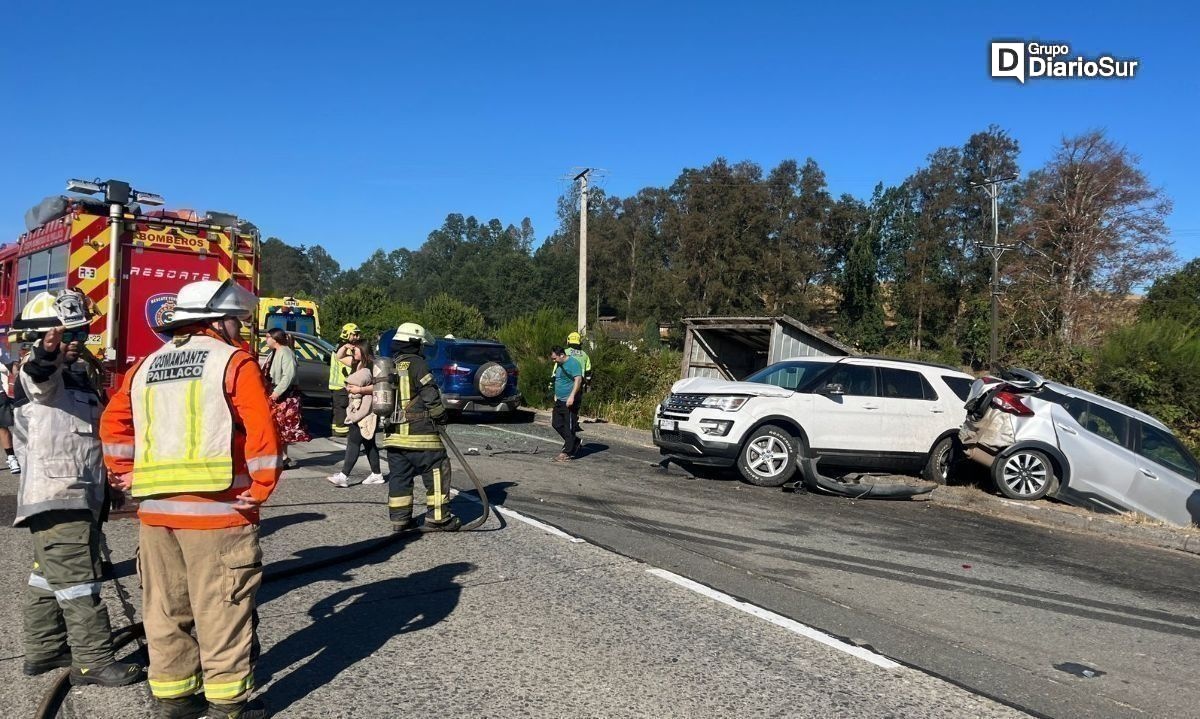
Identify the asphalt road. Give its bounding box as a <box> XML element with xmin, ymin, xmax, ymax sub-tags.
<box><xmin>0</xmin><ymin>419</ymin><xmax>1025</xmax><ymax>719</ymax></box>
<box><xmin>448</xmin><ymin>413</ymin><xmax>1200</xmax><ymax>719</ymax></box>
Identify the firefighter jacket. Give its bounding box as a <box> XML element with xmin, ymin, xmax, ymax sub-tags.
<box><xmin>101</xmin><ymin>329</ymin><xmax>282</xmax><ymax>530</ymax></box>
<box><xmin>11</xmin><ymin>343</ymin><xmax>105</xmax><ymax>527</ymax></box>
<box><xmin>381</xmin><ymin>352</ymin><xmax>447</xmax><ymax>450</ymax></box>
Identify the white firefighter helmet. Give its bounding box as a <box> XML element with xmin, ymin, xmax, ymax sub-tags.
<box><xmin>393</xmin><ymin>322</ymin><xmax>434</xmax><ymax>346</ymax></box>
<box><xmin>14</xmin><ymin>289</ymin><xmax>93</xmax><ymax>330</ymax></box>
<box><xmin>153</xmin><ymin>279</ymin><xmax>257</xmax><ymax>331</ymax></box>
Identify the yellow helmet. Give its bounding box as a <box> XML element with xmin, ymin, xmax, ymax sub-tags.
<box><xmin>339</xmin><ymin>323</ymin><xmax>361</xmax><ymax>340</ymax></box>
<box><xmin>567</xmin><ymin>331</ymin><xmax>582</xmax><ymax>345</ymax></box>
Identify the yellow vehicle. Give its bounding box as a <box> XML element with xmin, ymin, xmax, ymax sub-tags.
<box><xmin>259</xmin><ymin>296</ymin><xmax>320</xmax><ymax>336</ymax></box>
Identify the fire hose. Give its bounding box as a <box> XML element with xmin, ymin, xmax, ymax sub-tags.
<box><xmin>438</xmin><ymin>425</ymin><xmax>492</xmax><ymax>531</ymax></box>
<box><xmin>33</xmin><ymin>433</ymin><xmax>492</xmax><ymax>719</ymax></box>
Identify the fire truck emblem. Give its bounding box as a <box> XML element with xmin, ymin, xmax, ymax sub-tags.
<box><xmin>146</xmin><ymin>293</ymin><xmax>178</xmax><ymax>341</ymax></box>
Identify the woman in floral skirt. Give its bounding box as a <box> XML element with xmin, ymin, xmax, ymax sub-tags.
<box><xmin>264</xmin><ymin>328</ymin><xmax>311</xmax><ymax>468</ymax></box>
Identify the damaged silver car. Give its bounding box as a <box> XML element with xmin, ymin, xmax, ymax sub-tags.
<box><xmin>958</xmin><ymin>369</ymin><xmax>1200</xmax><ymax>527</ymax></box>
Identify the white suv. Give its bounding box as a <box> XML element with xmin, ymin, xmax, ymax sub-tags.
<box><xmin>653</xmin><ymin>357</ymin><xmax>975</xmax><ymax>486</ymax></box>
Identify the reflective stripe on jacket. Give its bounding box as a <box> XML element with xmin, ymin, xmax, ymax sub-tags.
<box><xmin>101</xmin><ymin>329</ymin><xmax>282</xmax><ymax>530</ymax></box>
<box><xmin>381</xmin><ymin>353</ymin><xmax>445</xmax><ymax>450</ymax></box>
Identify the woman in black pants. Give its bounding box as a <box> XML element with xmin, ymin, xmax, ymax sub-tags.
<box><xmin>327</xmin><ymin>340</ymin><xmax>383</xmax><ymax>487</ymax></box>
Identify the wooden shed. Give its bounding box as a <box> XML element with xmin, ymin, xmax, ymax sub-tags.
<box><xmin>679</xmin><ymin>315</ymin><xmax>854</xmax><ymax>380</ymax></box>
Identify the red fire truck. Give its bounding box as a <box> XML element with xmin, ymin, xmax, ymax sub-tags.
<box><xmin>1</xmin><ymin>178</ymin><xmax>261</xmax><ymax>389</ymax></box>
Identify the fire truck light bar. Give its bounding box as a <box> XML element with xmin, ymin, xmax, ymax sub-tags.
<box><xmin>66</xmin><ymin>179</ymin><xmax>103</xmax><ymax>195</ymax></box>
<box><xmin>134</xmin><ymin>192</ymin><xmax>165</xmax><ymax>207</ymax></box>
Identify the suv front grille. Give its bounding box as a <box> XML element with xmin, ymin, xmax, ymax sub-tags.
<box><xmin>657</xmin><ymin>429</ymin><xmax>684</xmax><ymax>443</ymax></box>
<box><xmin>664</xmin><ymin>393</ymin><xmax>706</xmax><ymax>414</ymax></box>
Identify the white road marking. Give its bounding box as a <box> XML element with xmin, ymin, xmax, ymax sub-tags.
<box><xmin>646</xmin><ymin>567</ymin><xmax>902</xmax><ymax>670</ymax></box>
<box><xmin>446</xmin><ymin>449</ymin><xmax>899</xmax><ymax>669</ymax></box>
<box><xmin>450</xmin><ymin>488</ymin><xmax>587</xmax><ymax>543</ymax></box>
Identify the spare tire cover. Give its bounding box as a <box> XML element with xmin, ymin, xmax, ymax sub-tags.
<box><xmin>476</xmin><ymin>362</ymin><xmax>508</xmax><ymax>398</ymax></box>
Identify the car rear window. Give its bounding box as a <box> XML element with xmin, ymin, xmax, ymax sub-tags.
<box><xmin>449</xmin><ymin>344</ymin><xmax>512</xmax><ymax>365</ymax></box>
<box><xmin>941</xmin><ymin>376</ymin><xmax>973</xmax><ymax>402</ymax></box>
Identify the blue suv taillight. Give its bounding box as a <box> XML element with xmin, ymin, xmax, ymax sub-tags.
<box><xmin>442</xmin><ymin>363</ymin><xmax>473</xmax><ymax>389</ymax></box>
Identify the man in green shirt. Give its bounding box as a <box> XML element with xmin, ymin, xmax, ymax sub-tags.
<box><xmin>550</xmin><ymin>346</ymin><xmax>583</xmax><ymax>461</ymax></box>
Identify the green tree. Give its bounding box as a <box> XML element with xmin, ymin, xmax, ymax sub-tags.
<box><xmin>666</xmin><ymin>158</ymin><xmax>769</xmax><ymax>316</ymax></box>
<box><xmin>759</xmin><ymin>159</ymin><xmax>832</xmax><ymax>318</ymax></box>
<box><xmin>320</xmin><ymin>286</ymin><xmax>416</xmax><ymax>346</ymax></box>
<box><xmin>1139</xmin><ymin>258</ymin><xmax>1200</xmax><ymax>326</ymax></box>
<box><xmin>418</xmin><ymin>293</ymin><xmax>487</xmax><ymax>339</ymax></box>
<box><xmin>836</xmin><ymin>189</ymin><xmax>884</xmax><ymax>351</ymax></box>
<box><xmin>260</xmin><ymin>237</ymin><xmax>315</xmax><ymax>296</ymax></box>
<box><xmin>1096</xmin><ymin>318</ymin><xmax>1200</xmax><ymax>451</ymax></box>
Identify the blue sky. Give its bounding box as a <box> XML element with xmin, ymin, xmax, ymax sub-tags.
<box><xmin>2</xmin><ymin>1</ymin><xmax>1196</xmax><ymax>268</ymax></box>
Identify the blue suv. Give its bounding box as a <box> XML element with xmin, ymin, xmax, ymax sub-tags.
<box><xmin>378</xmin><ymin>331</ymin><xmax>522</xmax><ymax>414</ymax></box>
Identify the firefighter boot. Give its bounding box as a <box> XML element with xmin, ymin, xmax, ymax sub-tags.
<box><xmin>389</xmin><ymin>505</ymin><xmax>418</xmax><ymax>534</ymax></box>
<box><xmin>424</xmin><ymin>513</ymin><xmax>462</xmax><ymax>532</ymax></box>
<box><xmin>22</xmin><ymin>649</ymin><xmax>72</xmax><ymax>676</ymax></box>
<box><xmin>69</xmin><ymin>660</ymin><xmax>145</xmax><ymax>686</ymax></box>
<box><xmin>391</xmin><ymin>518</ymin><xmax>419</xmax><ymax>534</ymax></box>
<box><xmin>206</xmin><ymin>699</ymin><xmax>268</xmax><ymax>719</ymax></box>
<box><xmin>156</xmin><ymin>695</ymin><xmax>207</xmax><ymax>719</ymax></box>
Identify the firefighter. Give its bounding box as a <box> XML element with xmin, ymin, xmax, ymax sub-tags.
<box><xmin>12</xmin><ymin>290</ymin><xmax>144</xmax><ymax>687</ymax></box>
<box><xmin>328</xmin><ymin>323</ymin><xmax>360</xmax><ymax>438</ymax></box>
<box><xmin>101</xmin><ymin>279</ymin><xmax>281</xmax><ymax>719</ymax></box>
<box><xmin>565</xmin><ymin>331</ymin><xmax>593</xmax><ymax>434</ymax></box>
<box><xmin>380</xmin><ymin>322</ymin><xmax>461</xmax><ymax>533</ymax></box>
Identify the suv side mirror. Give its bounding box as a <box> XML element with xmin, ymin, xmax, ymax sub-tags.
<box><xmin>822</xmin><ymin>383</ymin><xmax>845</xmax><ymax>396</ymax></box>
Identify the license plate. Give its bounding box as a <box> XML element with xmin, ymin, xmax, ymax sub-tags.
<box><xmin>658</xmin><ymin>419</ymin><xmax>678</xmax><ymax>431</ymax></box>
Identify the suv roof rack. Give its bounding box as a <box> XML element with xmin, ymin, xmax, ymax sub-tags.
<box><xmin>853</xmin><ymin>355</ymin><xmax>961</xmax><ymax>373</ymax></box>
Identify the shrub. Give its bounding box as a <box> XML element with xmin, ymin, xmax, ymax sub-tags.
<box><xmin>418</xmin><ymin>293</ymin><xmax>487</xmax><ymax>339</ymax></box>
<box><xmin>320</xmin><ymin>286</ymin><xmax>416</xmax><ymax>346</ymax></box>
<box><xmin>1095</xmin><ymin>318</ymin><xmax>1200</xmax><ymax>452</ymax></box>
<box><xmin>494</xmin><ymin>310</ymin><xmax>576</xmax><ymax>407</ymax></box>
<box><xmin>494</xmin><ymin>312</ymin><xmax>682</xmax><ymax>428</ymax></box>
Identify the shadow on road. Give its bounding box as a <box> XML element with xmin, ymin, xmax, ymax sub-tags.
<box><xmin>260</xmin><ymin>511</ymin><xmax>327</xmax><ymax>539</ymax></box>
<box><xmin>257</xmin><ymin>562</ymin><xmax>473</xmax><ymax>715</ymax></box>
<box><xmin>573</xmin><ymin>442</ymin><xmax>609</xmax><ymax>460</ymax></box>
<box><xmin>258</xmin><ymin>531</ymin><xmax>423</xmax><ymax>607</ymax></box>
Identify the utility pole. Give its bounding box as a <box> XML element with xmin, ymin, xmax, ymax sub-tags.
<box><xmin>970</xmin><ymin>175</ymin><xmax>1018</xmax><ymax>371</ymax></box>
<box><xmin>574</xmin><ymin>168</ymin><xmax>591</xmax><ymax>335</ymax></box>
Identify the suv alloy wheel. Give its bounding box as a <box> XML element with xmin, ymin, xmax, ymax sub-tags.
<box><xmin>993</xmin><ymin>448</ymin><xmax>1057</xmax><ymax>500</ymax></box>
<box><xmin>737</xmin><ymin>425</ymin><xmax>798</xmax><ymax>487</ymax></box>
